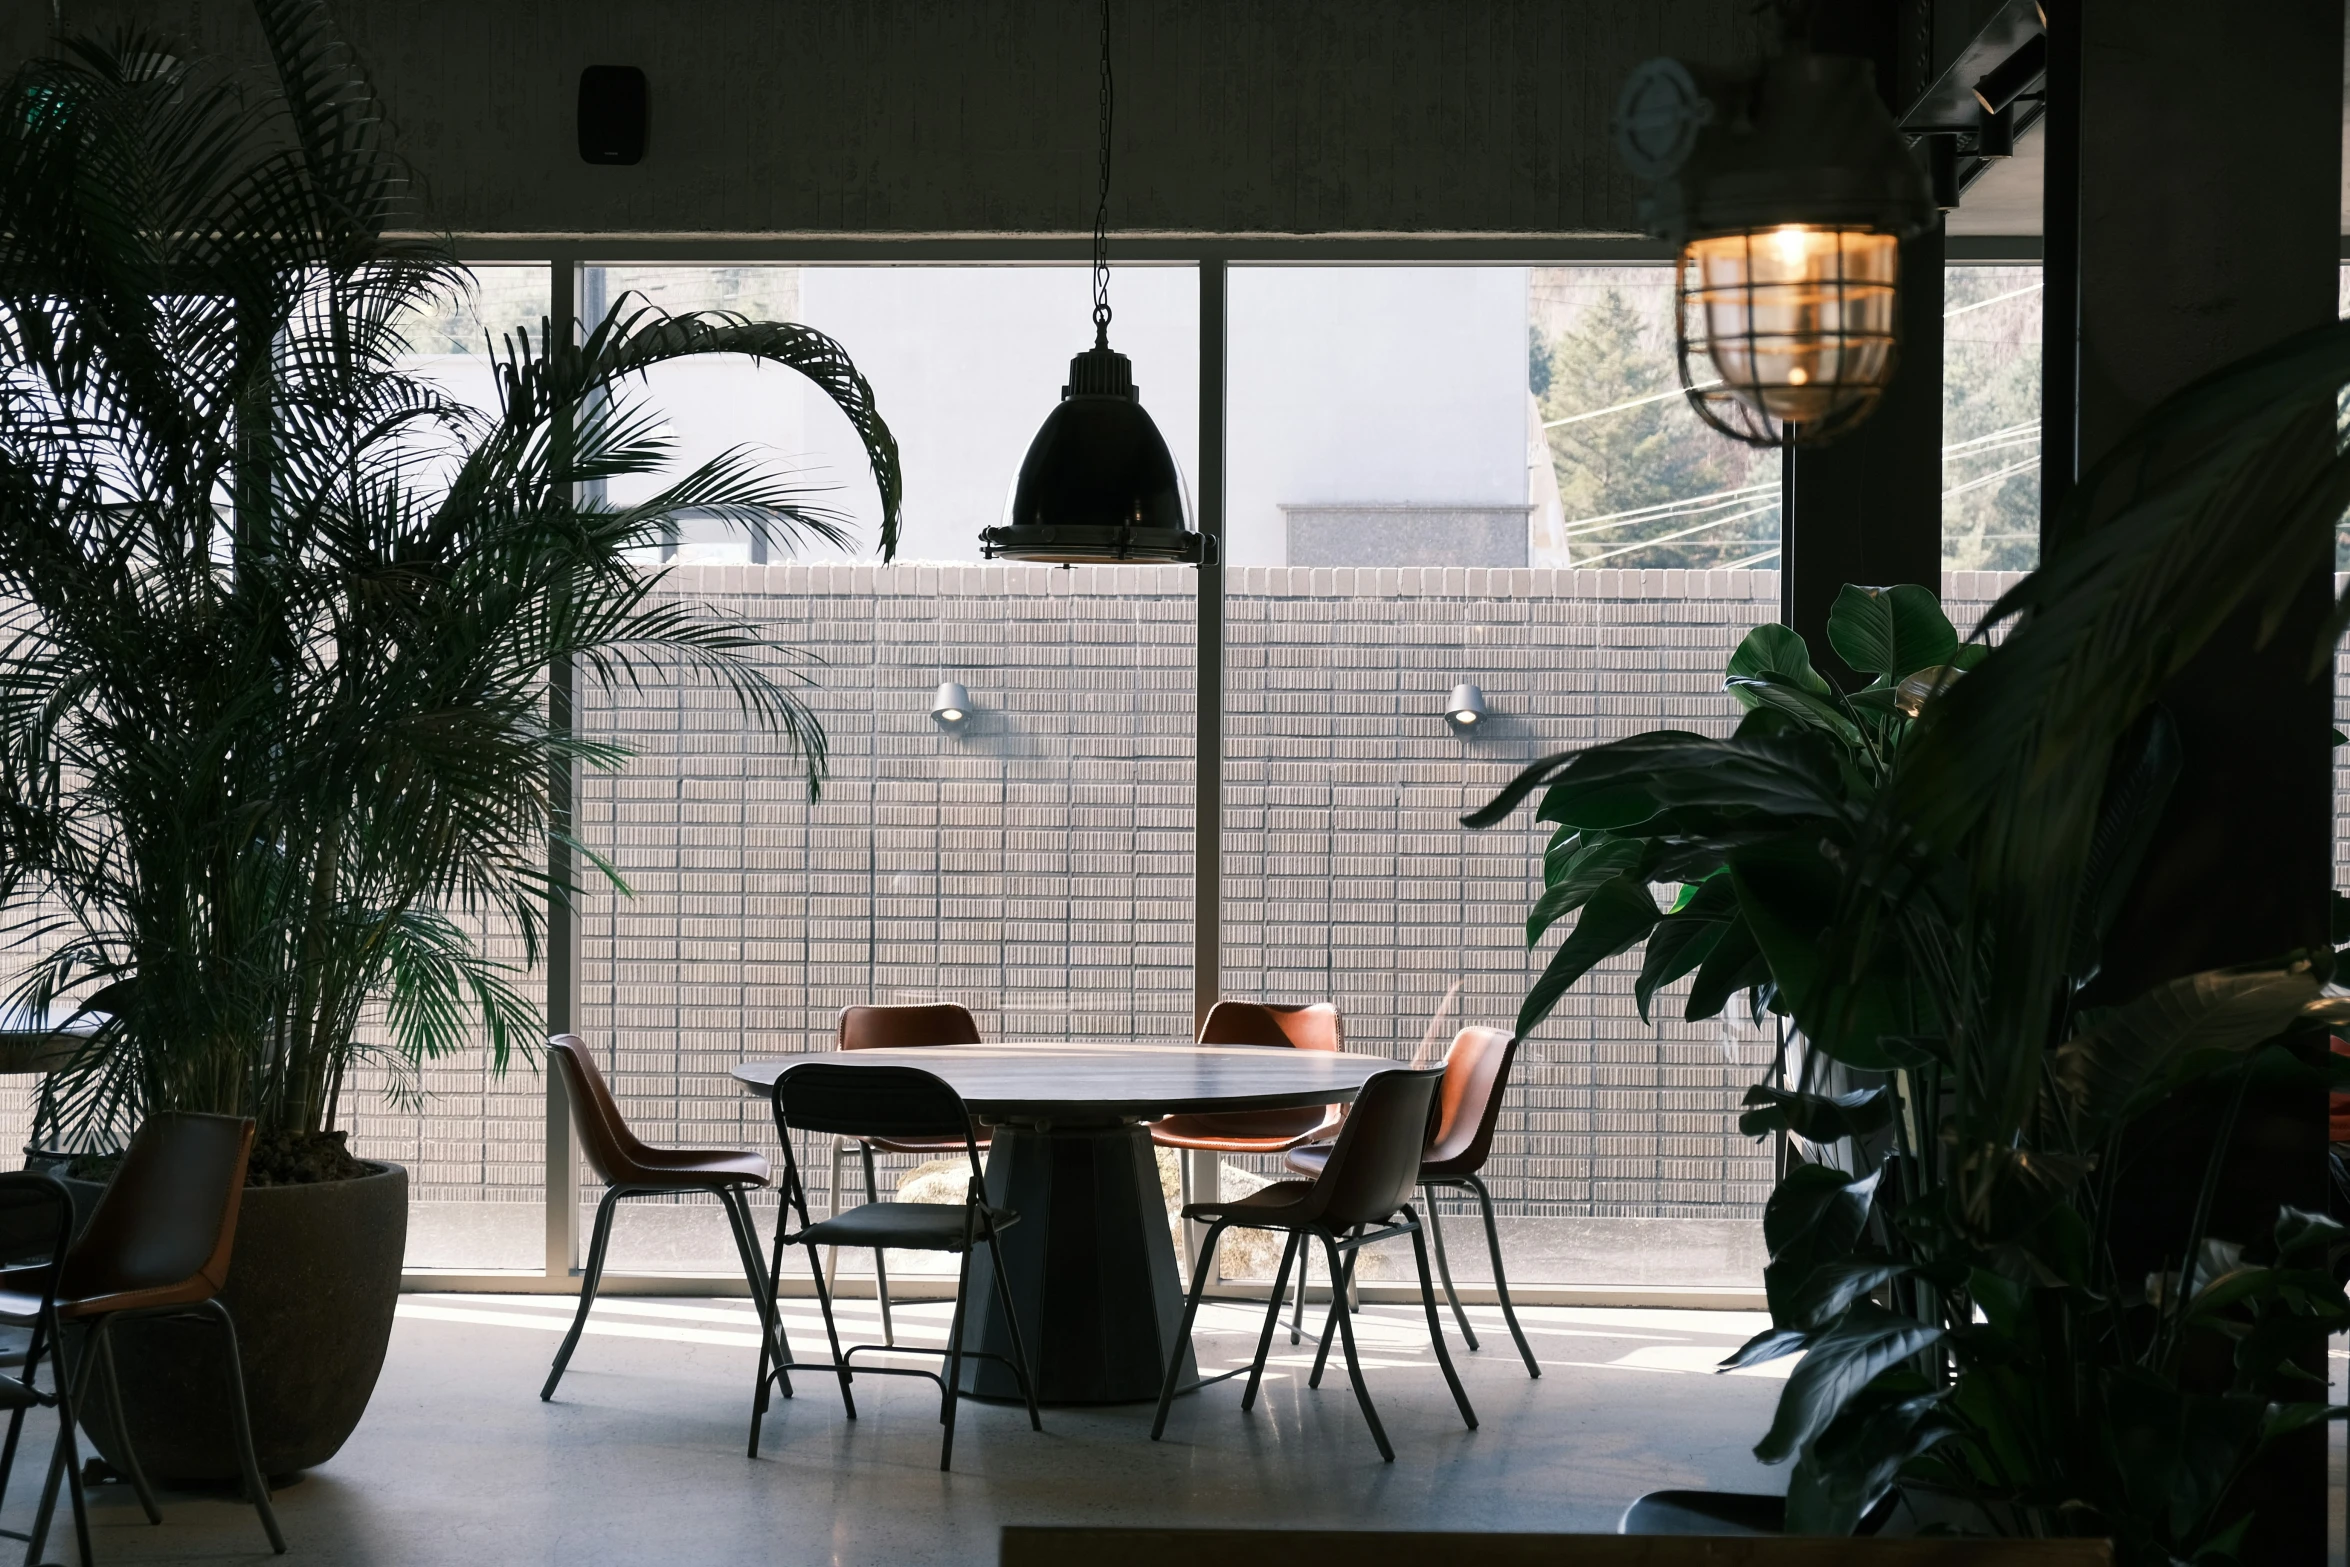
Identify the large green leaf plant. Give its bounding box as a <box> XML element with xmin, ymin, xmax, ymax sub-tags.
<box><xmin>0</xmin><ymin>6</ymin><xmax>901</xmax><ymax>1154</ymax></box>
<box><xmin>1468</xmin><ymin>323</ymin><xmax>2350</xmax><ymax>1562</ymax></box>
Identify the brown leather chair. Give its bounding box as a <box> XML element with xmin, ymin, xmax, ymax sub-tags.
<box><xmin>1153</xmin><ymin>1002</ymin><xmax>1345</xmax><ymax>1297</ymax></box>
<box><xmin>542</xmin><ymin>1035</ymin><xmax>791</xmax><ymax>1419</ymax></box>
<box><xmin>1152</xmin><ymin>1066</ymin><xmax>1473</xmax><ymax>1463</ymax></box>
<box><xmin>0</xmin><ymin>1113</ymin><xmax>283</xmax><ymax>1554</ymax></box>
<box><xmin>1288</xmin><ymin>1026</ymin><xmax>1538</xmax><ymax>1376</ymax></box>
<box><xmin>827</xmin><ymin>1003</ymin><xmax>984</xmax><ymax>1345</ymax></box>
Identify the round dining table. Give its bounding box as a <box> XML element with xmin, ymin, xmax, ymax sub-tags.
<box><xmin>731</xmin><ymin>1042</ymin><xmax>1393</xmax><ymax>1406</ymax></box>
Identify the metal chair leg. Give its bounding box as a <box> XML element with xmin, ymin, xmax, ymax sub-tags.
<box><xmin>720</xmin><ymin>1187</ymin><xmax>796</xmax><ymax>1457</ymax></box>
<box><xmin>1421</xmin><ymin>1183</ymin><xmax>1480</xmax><ymax>1350</ymax></box>
<box><xmin>1243</xmin><ymin>1231</ymin><xmax>1301</xmax><ymax>1413</ymax></box>
<box><xmin>978</xmin><ymin>1221</ymin><xmax>1042</xmax><ymax>1431</ymax></box>
<box><xmin>26</xmin><ymin>1320</ymin><xmax>91</xmax><ymax>1567</ymax></box>
<box><xmin>93</xmin><ymin>1319</ymin><xmax>158</xmax><ymax>1523</ymax></box>
<box><xmin>542</xmin><ymin>1186</ymin><xmax>621</xmax><ymax>1401</ymax></box>
<box><xmin>1466</xmin><ymin>1173</ymin><xmax>1540</xmax><ymax>1378</ymax></box>
<box><xmin>1290</xmin><ymin>1236</ymin><xmax>1309</xmax><ymax>1344</ymax></box>
<box><xmin>1151</xmin><ymin>1217</ymin><xmax>1230</xmax><ymax>1440</ymax></box>
<box><xmin>824</xmin><ymin>1139</ymin><xmax>846</xmax><ymax>1296</ymax></box>
<box><xmin>1402</xmin><ymin>1205</ymin><xmax>1477</xmax><ymax>1431</ymax></box>
<box><xmin>199</xmin><ymin>1299</ymin><xmax>287</xmax><ymax>1553</ymax></box>
<box><xmin>1307</xmin><ymin>1245</ymin><xmax>1356</xmax><ymax>1390</ymax></box>
<box><xmin>804</xmin><ymin>1241</ymin><xmax>857</xmax><ymax>1420</ymax></box>
<box><xmin>939</xmin><ymin>1241</ymin><xmax>976</xmax><ymax>1470</ymax></box>
<box><xmin>1320</xmin><ymin>1232</ymin><xmax>1392</xmax><ymax>1462</ymax></box>
<box><xmin>863</xmin><ymin>1143</ymin><xmax>894</xmax><ymax>1348</ymax></box>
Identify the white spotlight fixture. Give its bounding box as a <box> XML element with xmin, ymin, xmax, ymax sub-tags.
<box><xmin>1443</xmin><ymin>683</ymin><xmax>1487</xmax><ymax>734</ymax></box>
<box><xmin>930</xmin><ymin>682</ymin><xmax>971</xmax><ymax>731</ymax></box>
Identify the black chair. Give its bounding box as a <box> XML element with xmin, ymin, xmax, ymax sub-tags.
<box><xmin>1151</xmin><ymin>1066</ymin><xmax>1475</xmax><ymax>1463</ymax></box>
<box><xmin>0</xmin><ymin>1173</ymin><xmax>87</xmax><ymax>1567</ymax></box>
<box><xmin>750</xmin><ymin>1062</ymin><xmax>1041</xmax><ymax>1470</ymax></box>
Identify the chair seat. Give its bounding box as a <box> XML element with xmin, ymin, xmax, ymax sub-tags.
<box><xmin>0</xmin><ymin>1265</ymin><xmax>213</xmax><ymax>1322</ymax></box>
<box><xmin>856</xmin><ymin>1131</ymin><xmax>991</xmax><ymax>1157</ymax></box>
<box><xmin>1153</xmin><ymin>1109</ymin><xmax>1337</xmax><ymax>1154</ymax></box>
<box><xmin>1179</xmin><ymin>1179</ymin><xmax>1319</xmax><ymax>1227</ymax></box>
<box><xmin>608</xmin><ymin>1146</ymin><xmax>771</xmax><ymax>1191</ymax></box>
<box><xmin>793</xmin><ymin>1201</ymin><xmax>1018</xmax><ymax>1253</ymax></box>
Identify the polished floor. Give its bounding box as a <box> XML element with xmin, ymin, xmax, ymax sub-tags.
<box><xmin>3</xmin><ymin>1293</ymin><xmax>1801</xmax><ymax>1565</ymax></box>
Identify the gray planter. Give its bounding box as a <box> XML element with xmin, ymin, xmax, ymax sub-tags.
<box><xmin>61</xmin><ymin>1161</ymin><xmax>407</xmax><ymax>1482</ymax></box>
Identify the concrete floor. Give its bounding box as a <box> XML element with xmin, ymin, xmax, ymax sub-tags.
<box><xmin>5</xmin><ymin>1294</ymin><xmax>1798</xmax><ymax>1565</ymax></box>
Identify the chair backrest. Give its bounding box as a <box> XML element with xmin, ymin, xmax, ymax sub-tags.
<box><xmin>1198</xmin><ymin>1000</ymin><xmax>1341</xmax><ymax>1052</ymax></box>
<box><xmin>838</xmin><ymin>1003</ymin><xmax>981</xmax><ymax>1050</ymax></box>
<box><xmin>62</xmin><ymin>1112</ymin><xmax>253</xmax><ymax>1301</ymax></box>
<box><xmin>1425</xmin><ymin>1027</ymin><xmax>1519</xmax><ymax>1173</ymax></box>
<box><xmin>0</xmin><ymin>1173</ymin><xmax>74</xmax><ymax>1314</ymax></box>
<box><xmin>1297</xmin><ymin>1067</ymin><xmax>1443</xmax><ymax>1229</ymax></box>
<box><xmin>547</xmin><ymin>1034</ymin><xmax>651</xmax><ymax>1184</ymax></box>
<box><xmin>770</xmin><ymin>1063</ymin><xmax>983</xmax><ymax>1218</ymax></box>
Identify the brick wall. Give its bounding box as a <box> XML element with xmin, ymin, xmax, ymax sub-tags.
<box><xmin>347</xmin><ymin>565</ymin><xmax>2023</xmax><ymax>1279</ymax></box>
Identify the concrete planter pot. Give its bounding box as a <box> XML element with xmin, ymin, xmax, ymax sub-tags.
<box><xmin>60</xmin><ymin>1161</ymin><xmax>407</xmax><ymax>1482</ymax></box>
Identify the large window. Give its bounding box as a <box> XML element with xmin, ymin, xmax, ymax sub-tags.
<box><xmin>176</xmin><ymin>249</ymin><xmax>2054</xmax><ymax>1292</ymax></box>
<box><xmin>563</xmin><ymin>265</ymin><xmax>1199</xmax><ymax>1276</ymax></box>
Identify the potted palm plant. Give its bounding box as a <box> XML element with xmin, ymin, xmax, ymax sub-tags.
<box><xmin>1469</xmin><ymin>322</ymin><xmax>2350</xmax><ymax>1563</ymax></box>
<box><xmin>0</xmin><ymin>1</ymin><xmax>900</xmax><ymax>1478</ymax></box>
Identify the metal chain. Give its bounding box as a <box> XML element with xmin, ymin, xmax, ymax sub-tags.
<box><xmin>1091</xmin><ymin>0</ymin><xmax>1113</xmax><ymax>347</ymax></box>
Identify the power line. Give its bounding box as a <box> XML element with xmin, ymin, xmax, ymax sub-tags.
<box><xmin>1943</xmin><ymin>455</ymin><xmax>2040</xmax><ymax>500</ymax></box>
<box><xmin>1944</xmin><ymin>282</ymin><xmax>2042</xmax><ymax>319</ymax></box>
<box><xmin>1571</xmin><ymin>503</ymin><xmax>1779</xmax><ymax>566</ymax></box>
<box><xmin>1553</xmin><ymin>481</ymin><xmax>1778</xmax><ymax>535</ymax></box>
<box><xmin>1541</xmin><ymin>379</ymin><xmax>1722</xmax><ymax>429</ymax></box>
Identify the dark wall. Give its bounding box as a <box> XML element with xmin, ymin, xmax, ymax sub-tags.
<box><xmin>2055</xmin><ymin>2</ymin><xmax>2344</xmax><ymax>1559</ymax></box>
<box><xmin>10</xmin><ymin>1</ymin><xmax>1758</xmax><ymax>238</ymax></box>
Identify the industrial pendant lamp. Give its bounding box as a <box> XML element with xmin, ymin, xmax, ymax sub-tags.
<box><xmin>1613</xmin><ymin>17</ymin><xmax>1934</xmax><ymax>448</ymax></box>
<box><xmin>979</xmin><ymin>0</ymin><xmax>1203</xmax><ymax>565</ymax></box>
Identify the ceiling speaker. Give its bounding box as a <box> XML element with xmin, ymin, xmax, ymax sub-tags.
<box><xmin>577</xmin><ymin>66</ymin><xmax>647</xmax><ymax>165</ymax></box>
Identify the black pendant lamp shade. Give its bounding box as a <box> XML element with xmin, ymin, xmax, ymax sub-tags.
<box><xmin>982</xmin><ymin>345</ymin><xmax>1200</xmax><ymax>564</ymax></box>
<box><xmin>980</xmin><ymin>0</ymin><xmax>1205</xmax><ymax>566</ymax></box>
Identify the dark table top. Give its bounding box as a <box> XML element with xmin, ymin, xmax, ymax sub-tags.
<box><xmin>731</xmin><ymin>1042</ymin><xmax>1394</xmax><ymax>1123</ymax></box>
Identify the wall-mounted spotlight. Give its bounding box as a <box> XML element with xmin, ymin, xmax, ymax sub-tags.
<box><xmin>930</xmin><ymin>682</ymin><xmax>972</xmax><ymax>731</ymax></box>
<box><xmin>1443</xmin><ymin>684</ymin><xmax>1487</xmax><ymax>735</ymax></box>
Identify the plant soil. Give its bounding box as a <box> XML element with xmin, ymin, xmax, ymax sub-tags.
<box><xmin>67</xmin><ymin>1128</ymin><xmax>371</xmax><ymax>1187</ymax></box>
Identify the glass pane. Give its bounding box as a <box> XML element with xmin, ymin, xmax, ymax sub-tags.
<box><xmin>574</xmin><ymin>264</ymin><xmax>1198</xmax><ymax>1275</ymax></box>
<box><xmin>1220</xmin><ymin>264</ymin><xmax>1780</xmax><ymax>1291</ymax></box>
<box><xmin>592</xmin><ymin>264</ymin><xmax>1199</xmax><ymax>564</ymax></box>
<box><xmin>348</xmin><ymin>263</ymin><xmax>555</xmax><ymax>1272</ymax></box>
<box><xmin>1943</xmin><ymin>264</ymin><xmax>2043</xmax><ymax>571</ymax></box>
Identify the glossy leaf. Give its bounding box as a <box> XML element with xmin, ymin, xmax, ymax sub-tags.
<box><xmin>1783</xmin><ymin>1381</ymin><xmax>1957</xmax><ymax>1536</ymax></box>
<box><xmin>1720</xmin><ymin>1324</ymin><xmax>1814</xmax><ymax>1371</ymax></box>
<box><xmin>1726</xmin><ymin>622</ymin><xmax>1831</xmax><ymax>707</ymax></box>
<box><xmin>1737</xmin><ymin>1084</ymin><xmax>1894</xmax><ymax>1144</ymax></box>
<box><xmin>1762</xmin><ymin>1159</ymin><xmax>1885</xmax><ymax>1323</ymax></box>
<box><xmin>1516</xmin><ymin>875</ymin><xmax>1660</xmax><ymax>1038</ymax></box>
<box><xmin>1826</xmin><ymin>584</ymin><xmax>1957</xmax><ymax>681</ymax></box>
<box><xmin>1526</xmin><ymin>837</ymin><xmax>1645</xmax><ymax>944</ymax></box>
<box><xmin>1685</xmin><ymin>914</ymin><xmax>1768</xmax><ymax>1022</ymax></box>
<box><xmin>1755</xmin><ymin>1301</ymin><xmax>1945</xmax><ymax>1464</ymax></box>
<box><xmin>1633</xmin><ymin>876</ymin><xmax>1738</xmax><ymax>1021</ymax></box>
<box><xmin>1723</xmin><ymin>673</ymin><xmax>1865</xmax><ymax>749</ymax></box>
<box><xmin>2051</xmin><ymin>959</ymin><xmax>2348</xmax><ymax>1137</ymax></box>
<box><xmin>1782</xmin><ymin>1258</ymin><xmax>1910</xmax><ymax>1331</ymax></box>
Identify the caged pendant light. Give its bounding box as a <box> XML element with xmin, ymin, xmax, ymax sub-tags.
<box><xmin>979</xmin><ymin>0</ymin><xmax>1204</xmax><ymax>565</ymax></box>
<box><xmin>1613</xmin><ymin>27</ymin><xmax>1934</xmax><ymax>448</ymax></box>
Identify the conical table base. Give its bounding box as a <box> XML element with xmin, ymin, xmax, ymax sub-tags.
<box><xmin>960</xmin><ymin>1121</ymin><xmax>1197</xmax><ymax>1405</ymax></box>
